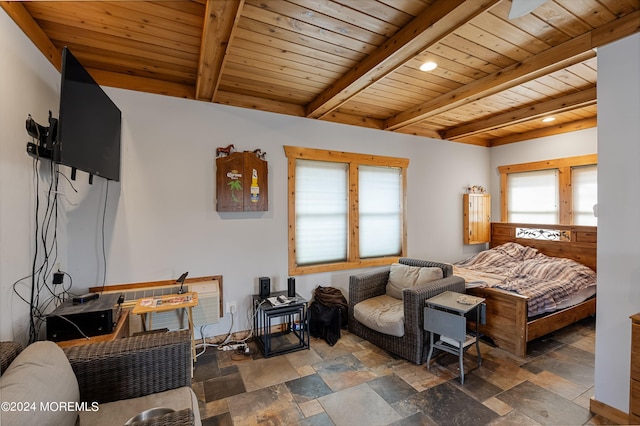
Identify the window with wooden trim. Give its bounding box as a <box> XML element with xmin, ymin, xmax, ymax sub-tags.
<box><xmin>507</xmin><ymin>169</ymin><xmax>559</xmax><ymax>224</ymax></box>
<box><xmin>499</xmin><ymin>154</ymin><xmax>597</xmax><ymax>225</ymax></box>
<box><xmin>284</xmin><ymin>146</ymin><xmax>408</xmax><ymax>275</ymax></box>
<box><xmin>572</xmin><ymin>164</ymin><xmax>598</xmax><ymax>226</ymax></box>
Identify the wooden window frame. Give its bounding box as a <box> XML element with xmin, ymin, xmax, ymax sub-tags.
<box><xmin>284</xmin><ymin>146</ymin><xmax>409</xmax><ymax>276</ymax></box>
<box><xmin>499</xmin><ymin>154</ymin><xmax>597</xmax><ymax>225</ymax></box>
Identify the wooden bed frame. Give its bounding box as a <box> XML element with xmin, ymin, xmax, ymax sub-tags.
<box><xmin>466</xmin><ymin>222</ymin><xmax>597</xmax><ymax>358</ymax></box>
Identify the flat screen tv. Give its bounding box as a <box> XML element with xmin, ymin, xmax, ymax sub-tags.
<box><xmin>56</xmin><ymin>47</ymin><xmax>121</xmax><ymax>182</ymax></box>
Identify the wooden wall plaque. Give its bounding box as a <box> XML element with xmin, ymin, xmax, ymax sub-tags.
<box><xmin>216</xmin><ymin>151</ymin><xmax>268</xmax><ymax>212</ymax></box>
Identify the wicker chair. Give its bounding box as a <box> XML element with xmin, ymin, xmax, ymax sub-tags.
<box><xmin>63</xmin><ymin>330</ymin><xmax>191</xmax><ymax>403</ymax></box>
<box><xmin>1</xmin><ymin>331</ymin><xmax>198</xmax><ymax>426</ymax></box>
<box><xmin>0</xmin><ymin>341</ymin><xmax>23</xmax><ymax>374</ymax></box>
<box><xmin>348</xmin><ymin>258</ymin><xmax>465</xmax><ymax>365</ymax></box>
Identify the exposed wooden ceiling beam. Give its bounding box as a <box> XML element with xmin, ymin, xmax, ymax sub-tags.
<box><xmin>444</xmin><ymin>87</ymin><xmax>597</xmax><ymax>140</ymax></box>
<box><xmin>488</xmin><ymin>117</ymin><xmax>597</xmax><ymax>146</ymax></box>
<box><xmin>0</xmin><ymin>1</ymin><xmax>61</xmax><ymax>69</ymax></box>
<box><xmin>305</xmin><ymin>0</ymin><xmax>501</xmax><ymax>119</ymax></box>
<box><xmin>319</xmin><ymin>111</ymin><xmax>384</xmax><ymax>130</ymax></box>
<box><xmin>384</xmin><ymin>11</ymin><xmax>640</xmax><ymax>131</ymax></box>
<box><xmin>591</xmin><ymin>9</ymin><xmax>640</xmax><ymax>47</ymax></box>
<box><xmin>5</xmin><ymin>1</ymin><xmax>635</xmax><ymax>146</ymax></box>
<box><xmin>384</xmin><ymin>35</ymin><xmax>595</xmax><ymax>131</ymax></box>
<box><xmin>215</xmin><ymin>90</ymin><xmax>305</xmax><ymax>116</ymax></box>
<box><xmin>89</xmin><ymin>68</ymin><xmax>195</xmax><ymax>99</ymax></box>
<box><xmin>195</xmin><ymin>0</ymin><xmax>243</xmax><ymax>102</ymax></box>
<box><xmin>394</xmin><ymin>126</ymin><xmax>445</xmax><ymax>141</ymax></box>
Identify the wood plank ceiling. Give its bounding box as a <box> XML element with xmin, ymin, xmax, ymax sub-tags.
<box><xmin>2</xmin><ymin>0</ymin><xmax>639</xmax><ymax>146</ymax></box>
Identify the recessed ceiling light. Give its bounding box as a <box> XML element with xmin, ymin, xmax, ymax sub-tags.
<box><xmin>419</xmin><ymin>61</ymin><xmax>438</xmax><ymax>72</ymax></box>
<box><xmin>542</xmin><ymin>117</ymin><xmax>556</xmax><ymax>123</ymax></box>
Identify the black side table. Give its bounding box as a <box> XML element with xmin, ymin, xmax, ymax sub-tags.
<box><xmin>252</xmin><ymin>291</ymin><xmax>309</xmax><ymax>357</ymax></box>
<box><xmin>424</xmin><ymin>291</ymin><xmax>485</xmax><ymax>384</ymax></box>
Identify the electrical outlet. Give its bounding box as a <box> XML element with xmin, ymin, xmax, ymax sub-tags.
<box><xmin>226</xmin><ymin>301</ymin><xmax>237</xmax><ymax>314</ymax></box>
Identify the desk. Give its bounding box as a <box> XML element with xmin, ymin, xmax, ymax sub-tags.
<box><xmin>424</xmin><ymin>291</ymin><xmax>485</xmax><ymax>384</ymax></box>
<box><xmin>56</xmin><ymin>308</ymin><xmax>130</xmax><ymax>349</ymax></box>
<box><xmin>252</xmin><ymin>291</ymin><xmax>309</xmax><ymax>357</ymax></box>
<box><xmin>132</xmin><ymin>292</ymin><xmax>198</xmax><ymax>363</ymax></box>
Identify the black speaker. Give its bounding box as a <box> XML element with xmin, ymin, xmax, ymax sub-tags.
<box><xmin>287</xmin><ymin>277</ymin><xmax>296</xmax><ymax>297</ymax></box>
<box><xmin>259</xmin><ymin>276</ymin><xmax>271</xmax><ymax>299</ymax></box>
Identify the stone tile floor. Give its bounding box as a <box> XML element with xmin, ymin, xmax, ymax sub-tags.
<box><xmin>192</xmin><ymin>316</ymin><xmax>614</xmax><ymax>425</ymax></box>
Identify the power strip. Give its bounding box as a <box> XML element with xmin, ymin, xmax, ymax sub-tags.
<box><xmin>222</xmin><ymin>343</ymin><xmax>246</xmax><ymax>351</ymax></box>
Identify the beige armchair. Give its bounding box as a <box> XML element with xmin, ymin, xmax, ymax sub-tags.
<box><xmin>348</xmin><ymin>258</ymin><xmax>465</xmax><ymax>364</ymax></box>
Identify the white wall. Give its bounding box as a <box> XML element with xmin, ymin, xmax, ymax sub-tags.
<box><xmin>0</xmin><ymin>10</ymin><xmax>62</xmax><ymax>341</ymax></box>
<box><xmin>74</xmin><ymin>90</ymin><xmax>491</xmax><ymax>339</ymax></box>
<box><xmin>0</xmin><ymin>8</ymin><xmax>490</xmax><ymax>342</ymax></box>
<box><xmin>489</xmin><ymin>128</ymin><xmax>597</xmax><ymax>221</ymax></box>
<box><xmin>594</xmin><ymin>33</ymin><xmax>640</xmax><ymax>413</ymax></box>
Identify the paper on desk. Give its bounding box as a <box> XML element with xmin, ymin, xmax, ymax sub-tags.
<box><xmin>267</xmin><ymin>296</ymin><xmax>291</xmax><ymax>306</ymax></box>
<box><xmin>139</xmin><ymin>294</ymin><xmax>192</xmax><ymax>307</ymax></box>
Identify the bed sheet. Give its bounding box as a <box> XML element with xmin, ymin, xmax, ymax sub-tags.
<box><xmin>454</xmin><ymin>242</ymin><xmax>597</xmax><ymax>316</ymax></box>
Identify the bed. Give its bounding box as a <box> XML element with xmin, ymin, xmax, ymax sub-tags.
<box><xmin>456</xmin><ymin>222</ymin><xmax>597</xmax><ymax>358</ymax></box>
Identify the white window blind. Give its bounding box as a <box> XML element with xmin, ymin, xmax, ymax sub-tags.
<box><xmin>572</xmin><ymin>165</ymin><xmax>598</xmax><ymax>225</ymax></box>
<box><xmin>294</xmin><ymin>160</ymin><xmax>348</xmax><ymax>265</ymax></box>
<box><xmin>359</xmin><ymin>165</ymin><xmax>402</xmax><ymax>258</ymax></box>
<box><xmin>507</xmin><ymin>169</ymin><xmax>559</xmax><ymax>224</ymax></box>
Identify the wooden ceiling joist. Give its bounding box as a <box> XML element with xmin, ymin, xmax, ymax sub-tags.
<box><xmin>304</xmin><ymin>0</ymin><xmax>500</xmax><ymax>119</ymax></box>
<box><xmin>4</xmin><ymin>1</ymin><xmax>639</xmax><ymax>145</ymax></box>
<box><xmin>215</xmin><ymin>90</ymin><xmax>305</xmax><ymax>116</ymax></box>
<box><xmin>384</xmin><ymin>34</ymin><xmax>596</xmax><ymax>131</ymax></box>
<box><xmin>89</xmin><ymin>68</ymin><xmax>196</xmax><ymax>99</ymax></box>
<box><xmin>320</xmin><ymin>111</ymin><xmax>384</xmax><ymax>130</ymax></box>
<box><xmin>0</xmin><ymin>1</ymin><xmax>61</xmax><ymax>69</ymax></box>
<box><xmin>444</xmin><ymin>87</ymin><xmax>597</xmax><ymax>140</ymax></box>
<box><xmin>195</xmin><ymin>0</ymin><xmax>243</xmax><ymax>102</ymax></box>
<box><xmin>489</xmin><ymin>117</ymin><xmax>598</xmax><ymax>147</ymax></box>
<box><xmin>384</xmin><ymin>11</ymin><xmax>640</xmax><ymax>133</ymax></box>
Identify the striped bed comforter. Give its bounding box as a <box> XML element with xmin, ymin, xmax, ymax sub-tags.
<box><xmin>455</xmin><ymin>242</ymin><xmax>597</xmax><ymax>317</ymax></box>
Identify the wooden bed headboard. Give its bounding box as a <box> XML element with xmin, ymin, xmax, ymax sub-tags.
<box><xmin>490</xmin><ymin>222</ymin><xmax>597</xmax><ymax>271</ymax></box>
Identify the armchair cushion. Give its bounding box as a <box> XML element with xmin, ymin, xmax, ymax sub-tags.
<box><xmin>0</xmin><ymin>341</ymin><xmax>80</xmax><ymax>426</ymax></box>
<box><xmin>353</xmin><ymin>295</ymin><xmax>404</xmax><ymax>337</ymax></box>
<box><xmin>386</xmin><ymin>264</ymin><xmax>444</xmax><ymax>299</ymax></box>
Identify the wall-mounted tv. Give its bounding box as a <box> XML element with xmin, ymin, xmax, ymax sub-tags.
<box><xmin>56</xmin><ymin>47</ymin><xmax>121</xmax><ymax>182</ymax></box>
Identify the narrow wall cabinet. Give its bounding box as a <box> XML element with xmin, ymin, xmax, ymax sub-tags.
<box><xmin>463</xmin><ymin>193</ymin><xmax>490</xmax><ymax>244</ymax></box>
<box><xmin>216</xmin><ymin>152</ymin><xmax>268</xmax><ymax>212</ymax></box>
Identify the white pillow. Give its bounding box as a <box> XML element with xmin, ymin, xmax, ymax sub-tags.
<box><xmin>0</xmin><ymin>341</ymin><xmax>80</xmax><ymax>426</ymax></box>
<box><xmin>386</xmin><ymin>263</ymin><xmax>443</xmax><ymax>299</ymax></box>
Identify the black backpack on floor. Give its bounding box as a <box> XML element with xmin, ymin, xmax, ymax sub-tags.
<box><xmin>309</xmin><ymin>302</ymin><xmax>341</xmax><ymax>346</ymax></box>
<box><xmin>313</xmin><ymin>286</ymin><xmax>348</xmax><ymax>328</ymax></box>
<box><xmin>308</xmin><ymin>286</ymin><xmax>348</xmax><ymax>346</ymax></box>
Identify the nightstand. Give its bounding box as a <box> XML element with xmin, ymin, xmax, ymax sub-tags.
<box><xmin>424</xmin><ymin>291</ymin><xmax>485</xmax><ymax>384</ymax></box>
